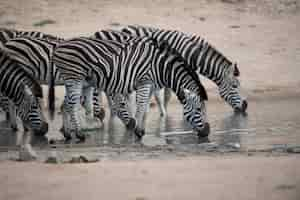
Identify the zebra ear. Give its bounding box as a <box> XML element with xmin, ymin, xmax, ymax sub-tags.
<box><xmin>233</xmin><ymin>63</ymin><xmax>240</xmax><ymax>77</ymax></box>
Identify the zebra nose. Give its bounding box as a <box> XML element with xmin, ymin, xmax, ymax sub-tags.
<box><xmin>197</xmin><ymin>122</ymin><xmax>210</xmax><ymax>138</ymax></box>
<box><xmin>241</xmin><ymin>100</ymin><xmax>248</xmax><ymax>112</ymax></box>
<box><xmin>234</xmin><ymin>100</ymin><xmax>248</xmax><ymax>113</ymax></box>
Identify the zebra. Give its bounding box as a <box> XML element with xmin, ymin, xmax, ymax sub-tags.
<box><xmin>0</xmin><ymin>50</ymin><xmax>48</xmax><ymax>159</ymax></box>
<box><xmin>121</xmin><ymin>25</ymin><xmax>248</xmax><ymax>113</ymax></box>
<box><xmin>93</xmin><ymin>30</ymin><xmax>172</xmax><ymax>117</ymax></box>
<box><xmin>0</xmin><ymin>28</ymin><xmax>51</xmax><ymax>129</ymax></box>
<box><xmin>0</xmin><ymin>29</ymin><xmax>105</xmax><ymax>130</ymax></box>
<box><xmin>49</xmin><ymin>36</ymin><xmax>209</xmax><ymax>141</ymax></box>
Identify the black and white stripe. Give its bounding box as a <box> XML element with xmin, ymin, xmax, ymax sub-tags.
<box><xmin>50</xmin><ymin>35</ymin><xmax>209</xmax><ymax>140</ymax></box>
<box><xmin>0</xmin><ymin>48</ymin><xmax>48</xmax><ymax>159</ymax></box>
<box><xmin>0</xmin><ymin>30</ymin><xmax>105</xmax><ymax>127</ymax></box>
<box><xmin>94</xmin><ymin>30</ymin><xmax>210</xmax><ymax>135</ymax></box>
<box><xmin>121</xmin><ymin>25</ymin><xmax>248</xmax><ymax>113</ymax></box>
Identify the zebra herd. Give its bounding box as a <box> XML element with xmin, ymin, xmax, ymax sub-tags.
<box><xmin>0</xmin><ymin>25</ymin><xmax>247</xmax><ymax>159</ymax></box>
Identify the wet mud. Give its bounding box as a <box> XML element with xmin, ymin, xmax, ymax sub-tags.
<box><xmin>0</xmin><ymin>96</ymin><xmax>299</xmax><ymax>161</ymax></box>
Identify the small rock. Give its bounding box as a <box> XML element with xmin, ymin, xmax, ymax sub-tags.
<box><xmin>109</xmin><ymin>22</ymin><xmax>121</xmax><ymax>27</ymax></box>
<box><xmin>287</xmin><ymin>146</ymin><xmax>300</xmax><ymax>153</ymax></box>
<box><xmin>247</xmin><ymin>152</ymin><xmax>254</xmax><ymax>156</ymax></box>
<box><xmin>69</xmin><ymin>156</ymin><xmax>83</xmax><ymax>163</ymax></box>
<box><xmin>198</xmin><ymin>17</ymin><xmax>206</xmax><ymax>21</ymax></box>
<box><xmin>226</xmin><ymin>143</ymin><xmax>241</xmax><ymax>149</ymax></box>
<box><xmin>45</xmin><ymin>156</ymin><xmax>60</xmax><ymax>164</ymax></box>
<box><xmin>79</xmin><ymin>155</ymin><xmax>99</xmax><ymax>163</ymax></box>
<box><xmin>229</xmin><ymin>25</ymin><xmax>241</xmax><ymax>29</ymax></box>
<box><xmin>68</xmin><ymin>155</ymin><xmax>99</xmax><ymax>163</ymax></box>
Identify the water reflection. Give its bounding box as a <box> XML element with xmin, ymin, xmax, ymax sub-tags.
<box><xmin>215</xmin><ymin>112</ymin><xmax>249</xmax><ymax>147</ymax></box>
<box><xmin>1</xmin><ymin>97</ymin><xmax>300</xmax><ymax>150</ymax></box>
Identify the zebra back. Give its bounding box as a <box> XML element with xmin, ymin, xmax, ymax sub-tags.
<box><xmin>95</xmin><ymin>29</ymin><xmax>207</xmax><ymax>101</ymax></box>
<box><xmin>121</xmin><ymin>25</ymin><xmax>240</xmax><ymax>81</ymax></box>
<box><xmin>154</xmin><ymin>40</ymin><xmax>208</xmax><ymax>101</ymax></box>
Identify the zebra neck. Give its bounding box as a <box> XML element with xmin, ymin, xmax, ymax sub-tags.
<box><xmin>153</xmin><ymin>32</ymin><xmax>232</xmax><ymax>86</ymax></box>
<box><xmin>195</xmin><ymin>45</ymin><xmax>232</xmax><ymax>85</ymax></box>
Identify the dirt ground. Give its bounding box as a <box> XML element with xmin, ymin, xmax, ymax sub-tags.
<box><xmin>0</xmin><ymin>155</ymin><xmax>299</xmax><ymax>200</ymax></box>
<box><xmin>0</xmin><ymin>0</ymin><xmax>300</xmax><ymax>199</ymax></box>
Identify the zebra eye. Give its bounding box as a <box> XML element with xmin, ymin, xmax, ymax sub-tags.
<box><xmin>120</xmin><ymin>102</ymin><xmax>126</xmax><ymax>107</ymax></box>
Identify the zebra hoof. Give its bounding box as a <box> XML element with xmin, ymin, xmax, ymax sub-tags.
<box><xmin>75</xmin><ymin>132</ymin><xmax>86</xmax><ymax>142</ymax></box>
<box><xmin>241</xmin><ymin>100</ymin><xmax>248</xmax><ymax>112</ymax></box>
<box><xmin>11</xmin><ymin>125</ymin><xmax>18</xmax><ymax>132</ymax></box>
<box><xmin>234</xmin><ymin>100</ymin><xmax>248</xmax><ymax>113</ymax></box>
<box><xmin>60</xmin><ymin>129</ymin><xmax>72</xmax><ymax>141</ymax></box>
<box><xmin>197</xmin><ymin>122</ymin><xmax>210</xmax><ymax>138</ymax></box>
<box><xmin>126</xmin><ymin>118</ymin><xmax>136</xmax><ymax>130</ymax></box>
<box><xmin>134</xmin><ymin>128</ymin><xmax>145</xmax><ymax>140</ymax></box>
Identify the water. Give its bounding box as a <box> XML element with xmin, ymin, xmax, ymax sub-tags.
<box><xmin>0</xmin><ymin>96</ymin><xmax>299</xmax><ymax>151</ymax></box>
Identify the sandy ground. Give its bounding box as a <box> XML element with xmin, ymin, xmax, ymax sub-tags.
<box><xmin>1</xmin><ymin>0</ymin><xmax>300</xmax><ymax>199</ymax></box>
<box><xmin>0</xmin><ymin>155</ymin><xmax>300</xmax><ymax>200</ymax></box>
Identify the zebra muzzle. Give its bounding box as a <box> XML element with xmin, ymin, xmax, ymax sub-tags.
<box><xmin>234</xmin><ymin>100</ymin><xmax>248</xmax><ymax>113</ymax></box>
<box><xmin>197</xmin><ymin>122</ymin><xmax>210</xmax><ymax>138</ymax></box>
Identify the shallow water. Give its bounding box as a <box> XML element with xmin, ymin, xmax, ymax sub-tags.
<box><xmin>0</xmin><ymin>96</ymin><xmax>299</xmax><ymax>151</ymax></box>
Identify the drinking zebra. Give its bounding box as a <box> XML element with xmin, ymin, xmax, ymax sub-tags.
<box><xmin>0</xmin><ymin>28</ymin><xmax>52</xmax><ymax>129</ymax></box>
<box><xmin>121</xmin><ymin>25</ymin><xmax>248</xmax><ymax>113</ymax></box>
<box><xmin>0</xmin><ymin>49</ymin><xmax>48</xmax><ymax>159</ymax></box>
<box><xmin>49</xmin><ymin>36</ymin><xmax>209</xmax><ymax>141</ymax></box>
<box><xmin>0</xmin><ymin>29</ymin><xmax>105</xmax><ymax>130</ymax></box>
<box><xmin>93</xmin><ymin>29</ymin><xmax>172</xmax><ymax>117</ymax></box>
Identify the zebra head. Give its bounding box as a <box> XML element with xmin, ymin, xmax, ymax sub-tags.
<box><xmin>219</xmin><ymin>62</ymin><xmax>248</xmax><ymax>113</ymax></box>
<box><xmin>20</xmin><ymin>84</ymin><xmax>48</xmax><ymax>136</ymax></box>
<box><xmin>178</xmin><ymin>89</ymin><xmax>210</xmax><ymax>138</ymax></box>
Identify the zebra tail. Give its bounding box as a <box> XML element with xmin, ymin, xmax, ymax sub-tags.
<box><xmin>48</xmin><ymin>59</ymin><xmax>55</xmax><ymax>120</ymax></box>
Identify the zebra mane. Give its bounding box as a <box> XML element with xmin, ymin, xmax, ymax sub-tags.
<box><xmin>16</xmin><ymin>31</ymin><xmax>65</xmax><ymax>43</ymax></box>
<box><xmin>155</xmin><ymin>39</ymin><xmax>208</xmax><ymax>101</ymax></box>
<box><xmin>188</xmin><ymin>33</ymin><xmax>240</xmax><ymax>77</ymax></box>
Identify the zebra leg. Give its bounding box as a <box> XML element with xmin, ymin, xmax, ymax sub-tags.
<box><xmin>18</xmin><ymin>129</ymin><xmax>37</xmax><ymax>161</ymax></box>
<box><xmin>107</xmin><ymin>94</ymin><xmax>115</xmax><ymax>118</ymax></box>
<box><xmin>0</xmin><ymin>95</ymin><xmax>12</xmax><ymax>122</ymax></box>
<box><xmin>63</xmin><ymin>80</ymin><xmax>85</xmax><ymax>141</ymax></box>
<box><xmin>110</xmin><ymin>94</ymin><xmax>136</xmax><ymax>130</ymax></box>
<box><xmin>82</xmin><ymin>86</ymin><xmax>94</xmax><ymax>119</ymax></box>
<box><xmin>93</xmin><ymin>89</ymin><xmax>105</xmax><ymax>121</ymax></box>
<box><xmin>127</xmin><ymin>92</ymin><xmax>136</xmax><ymax>115</ymax></box>
<box><xmin>135</xmin><ymin>84</ymin><xmax>152</xmax><ymax>139</ymax></box>
<box><xmin>82</xmin><ymin>86</ymin><xmax>102</xmax><ymax>129</ymax></box>
<box><xmin>8</xmin><ymin>101</ymin><xmax>18</xmax><ymax>131</ymax></box>
<box><xmin>164</xmin><ymin>88</ymin><xmax>172</xmax><ymax>109</ymax></box>
<box><xmin>153</xmin><ymin>89</ymin><xmax>167</xmax><ymax>117</ymax></box>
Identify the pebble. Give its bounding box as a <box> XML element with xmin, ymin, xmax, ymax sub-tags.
<box><xmin>286</xmin><ymin>146</ymin><xmax>300</xmax><ymax>153</ymax></box>
<box><xmin>69</xmin><ymin>155</ymin><xmax>99</xmax><ymax>163</ymax></box>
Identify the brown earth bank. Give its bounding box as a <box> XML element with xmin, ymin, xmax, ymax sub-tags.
<box><xmin>0</xmin><ymin>155</ymin><xmax>300</xmax><ymax>200</ymax></box>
